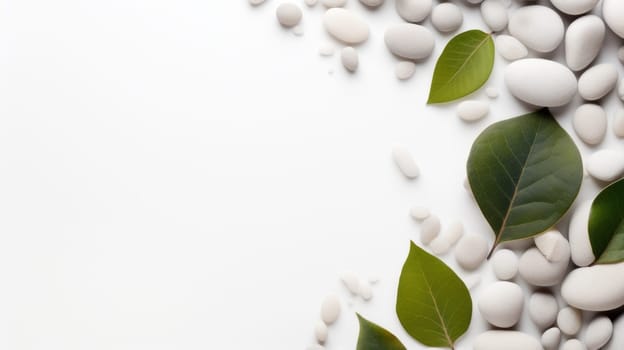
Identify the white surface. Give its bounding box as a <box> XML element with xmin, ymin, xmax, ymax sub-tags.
<box><xmin>0</xmin><ymin>0</ymin><xmax>622</xmax><ymax>349</ymax></box>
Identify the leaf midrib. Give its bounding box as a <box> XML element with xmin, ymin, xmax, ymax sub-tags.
<box><xmin>418</xmin><ymin>262</ymin><xmax>454</xmax><ymax>349</ymax></box>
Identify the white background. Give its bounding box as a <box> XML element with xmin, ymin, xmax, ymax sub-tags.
<box><xmin>0</xmin><ymin>0</ymin><xmax>622</xmax><ymax>349</ymax></box>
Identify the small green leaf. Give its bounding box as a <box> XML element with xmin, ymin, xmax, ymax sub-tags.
<box><xmin>467</xmin><ymin>109</ymin><xmax>583</xmax><ymax>255</ymax></box>
<box><xmin>589</xmin><ymin>177</ymin><xmax>624</xmax><ymax>264</ymax></box>
<box><xmin>396</xmin><ymin>242</ymin><xmax>471</xmax><ymax>349</ymax></box>
<box><xmin>427</xmin><ymin>30</ymin><xmax>495</xmax><ymax>104</ymax></box>
<box><xmin>356</xmin><ymin>314</ymin><xmax>406</xmax><ymax>350</ymax></box>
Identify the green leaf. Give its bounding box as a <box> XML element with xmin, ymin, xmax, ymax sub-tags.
<box><xmin>467</xmin><ymin>109</ymin><xmax>583</xmax><ymax>256</ymax></box>
<box><xmin>427</xmin><ymin>30</ymin><xmax>495</xmax><ymax>104</ymax></box>
<box><xmin>589</xmin><ymin>177</ymin><xmax>624</xmax><ymax>264</ymax></box>
<box><xmin>396</xmin><ymin>242</ymin><xmax>471</xmax><ymax>349</ymax></box>
<box><xmin>356</xmin><ymin>314</ymin><xmax>406</xmax><ymax>350</ymax></box>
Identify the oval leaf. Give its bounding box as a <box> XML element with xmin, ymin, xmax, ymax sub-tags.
<box><xmin>356</xmin><ymin>314</ymin><xmax>406</xmax><ymax>350</ymax></box>
<box><xmin>589</xmin><ymin>177</ymin><xmax>624</xmax><ymax>264</ymax></box>
<box><xmin>396</xmin><ymin>242</ymin><xmax>471</xmax><ymax>348</ymax></box>
<box><xmin>427</xmin><ymin>30</ymin><xmax>494</xmax><ymax>104</ymax></box>
<box><xmin>467</xmin><ymin>109</ymin><xmax>583</xmax><ymax>255</ymax></box>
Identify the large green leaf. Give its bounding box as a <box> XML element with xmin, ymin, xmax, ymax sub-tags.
<box><xmin>396</xmin><ymin>242</ymin><xmax>471</xmax><ymax>349</ymax></box>
<box><xmin>427</xmin><ymin>30</ymin><xmax>494</xmax><ymax>104</ymax></box>
<box><xmin>467</xmin><ymin>109</ymin><xmax>583</xmax><ymax>256</ymax></box>
<box><xmin>356</xmin><ymin>314</ymin><xmax>406</xmax><ymax>350</ymax></box>
<box><xmin>589</xmin><ymin>178</ymin><xmax>624</xmax><ymax>264</ymax></box>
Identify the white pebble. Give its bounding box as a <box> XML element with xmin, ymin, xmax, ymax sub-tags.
<box><xmin>529</xmin><ymin>292</ymin><xmax>559</xmax><ymax>329</ymax></box>
<box><xmin>481</xmin><ymin>0</ymin><xmax>508</xmax><ymax>32</ymax></box>
<box><xmin>340</xmin><ymin>47</ymin><xmax>359</xmax><ymax>72</ymax></box>
<box><xmin>392</xmin><ymin>146</ymin><xmax>419</xmax><ymax>179</ymax></box>
<box><xmin>455</xmin><ymin>234</ymin><xmax>488</xmax><ymax>270</ymax></box>
<box><xmin>315</xmin><ymin>320</ymin><xmax>328</xmax><ymax>343</ymax></box>
<box><xmin>562</xmin><ymin>339</ymin><xmax>587</xmax><ymax>350</ymax></box>
<box><xmin>550</xmin><ymin>0</ymin><xmax>598</xmax><ymax>15</ymax></box>
<box><xmin>478</xmin><ymin>281</ymin><xmax>524</xmax><ymax>328</ymax></box>
<box><xmin>573</xmin><ymin>104</ymin><xmax>607</xmax><ymax>145</ymax></box>
<box><xmin>495</xmin><ymin>35</ymin><xmax>528</xmax><ymax>61</ymax></box>
<box><xmin>587</xmin><ymin>149</ymin><xmax>624</xmax><ymax>182</ymax></box>
<box><xmin>505</xmin><ymin>58</ymin><xmax>577</xmax><ymax>107</ymax></box>
<box><xmin>318</xmin><ymin>42</ymin><xmax>335</xmax><ymax>56</ymax></box>
<box><xmin>321</xmin><ymin>0</ymin><xmax>346</xmax><ymax>7</ymax></box>
<box><xmin>603</xmin><ymin>0</ymin><xmax>624</xmax><ymax>39</ymax></box>
<box><xmin>276</xmin><ymin>3</ymin><xmax>303</xmax><ymax>27</ymax></box>
<box><xmin>409</xmin><ymin>206</ymin><xmax>430</xmax><ymax>221</ymax></box>
<box><xmin>396</xmin><ymin>0</ymin><xmax>432</xmax><ymax>23</ymax></box>
<box><xmin>320</xmin><ymin>294</ymin><xmax>341</xmax><ymax>324</ymax></box>
<box><xmin>323</xmin><ymin>8</ymin><xmax>369</xmax><ymax>44</ymax></box>
<box><xmin>358</xmin><ymin>281</ymin><xmax>373</xmax><ymax>301</ymax></box>
<box><xmin>429</xmin><ymin>236</ymin><xmax>451</xmax><ymax>255</ymax></box>
<box><xmin>614</xmin><ymin>108</ymin><xmax>624</xmax><ymax>138</ymax></box>
<box><xmin>534</xmin><ymin>229</ymin><xmax>570</xmax><ymax>262</ymax></box>
<box><xmin>569</xmin><ymin>201</ymin><xmax>595</xmax><ymax>267</ymax></box>
<box><xmin>395</xmin><ymin>61</ymin><xmax>416</xmax><ymax>80</ymax></box>
<box><xmin>431</xmin><ymin>3</ymin><xmax>463</xmax><ymax>33</ymax></box>
<box><xmin>541</xmin><ymin>328</ymin><xmax>561</xmax><ymax>350</ymax></box>
<box><xmin>444</xmin><ymin>221</ymin><xmax>464</xmax><ymax>246</ymax></box>
<box><xmin>474</xmin><ymin>331</ymin><xmax>542</xmax><ymax>350</ymax></box>
<box><xmin>562</xmin><ymin>262</ymin><xmax>624</xmax><ymax>311</ymax></box>
<box><xmin>384</xmin><ymin>23</ymin><xmax>435</xmax><ymax>60</ymax></box>
<box><xmin>486</xmin><ymin>87</ymin><xmax>499</xmax><ymax>99</ymax></box>
<box><xmin>508</xmin><ymin>5</ymin><xmax>564</xmax><ymax>53</ymax></box>
<box><xmin>578</xmin><ymin>63</ymin><xmax>618</xmax><ymax>101</ymax></box>
<box><xmin>584</xmin><ymin>316</ymin><xmax>613</xmax><ymax>350</ymax></box>
<box><xmin>565</xmin><ymin>15</ymin><xmax>606</xmax><ymax>72</ymax></box>
<box><xmin>292</xmin><ymin>25</ymin><xmax>304</xmax><ymax>36</ymax></box>
<box><xmin>606</xmin><ymin>315</ymin><xmax>624</xmax><ymax>350</ymax></box>
<box><xmin>518</xmin><ymin>247</ymin><xmax>569</xmax><ymax>287</ymax></box>
<box><xmin>340</xmin><ymin>271</ymin><xmax>360</xmax><ymax>295</ymax></box>
<box><xmin>457</xmin><ymin>100</ymin><xmax>489</xmax><ymax>122</ymax></box>
<box><xmin>420</xmin><ymin>215</ymin><xmax>440</xmax><ymax>245</ymax></box>
<box><xmin>359</xmin><ymin>0</ymin><xmax>384</xmax><ymax>7</ymax></box>
<box><xmin>491</xmin><ymin>249</ymin><xmax>518</xmax><ymax>280</ymax></box>
<box><xmin>558</xmin><ymin>307</ymin><xmax>582</xmax><ymax>336</ymax></box>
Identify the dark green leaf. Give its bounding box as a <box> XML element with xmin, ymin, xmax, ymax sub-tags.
<box><xmin>589</xmin><ymin>177</ymin><xmax>624</xmax><ymax>264</ymax></box>
<box><xmin>427</xmin><ymin>30</ymin><xmax>495</xmax><ymax>104</ymax></box>
<box><xmin>356</xmin><ymin>314</ymin><xmax>406</xmax><ymax>350</ymax></box>
<box><xmin>467</xmin><ymin>109</ymin><xmax>583</xmax><ymax>255</ymax></box>
<box><xmin>396</xmin><ymin>242</ymin><xmax>471</xmax><ymax>348</ymax></box>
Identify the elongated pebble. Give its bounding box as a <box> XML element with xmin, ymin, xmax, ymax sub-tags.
<box><xmin>534</xmin><ymin>230</ymin><xmax>570</xmax><ymax>262</ymax></box>
<box><xmin>320</xmin><ymin>294</ymin><xmax>341</xmax><ymax>324</ymax></box>
<box><xmin>491</xmin><ymin>249</ymin><xmax>518</xmax><ymax>280</ymax></box>
<box><xmin>395</xmin><ymin>61</ymin><xmax>416</xmax><ymax>80</ymax></box>
<box><xmin>340</xmin><ymin>47</ymin><xmax>358</xmax><ymax>72</ymax></box>
<box><xmin>392</xmin><ymin>146</ymin><xmax>419</xmax><ymax>179</ymax></box>
<box><xmin>585</xmin><ymin>316</ymin><xmax>612</xmax><ymax>350</ymax></box>
<box><xmin>614</xmin><ymin>109</ymin><xmax>624</xmax><ymax>137</ymax></box>
<box><xmin>519</xmin><ymin>247</ymin><xmax>569</xmax><ymax>286</ymax></box>
<box><xmin>444</xmin><ymin>221</ymin><xmax>464</xmax><ymax>246</ymax></box>
<box><xmin>478</xmin><ymin>281</ymin><xmax>524</xmax><ymax>328</ymax></box>
<box><xmin>578</xmin><ymin>64</ymin><xmax>618</xmax><ymax>101</ymax></box>
<box><xmin>486</xmin><ymin>87</ymin><xmax>499</xmax><ymax>98</ymax></box>
<box><xmin>562</xmin><ymin>339</ymin><xmax>586</xmax><ymax>350</ymax></box>
<box><xmin>410</xmin><ymin>206</ymin><xmax>430</xmax><ymax>221</ymax></box>
<box><xmin>505</xmin><ymin>59</ymin><xmax>577</xmax><ymax>107</ymax></box>
<box><xmin>481</xmin><ymin>0</ymin><xmax>508</xmax><ymax>32</ymax></box>
<box><xmin>323</xmin><ymin>8</ymin><xmax>369</xmax><ymax>44</ymax></box>
<box><xmin>558</xmin><ymin>307</ymin><xmax>582</xmax><ymax>336</ymax></box>
<box><xmin>587</xmin><ymin>149</ymin><xmax>624</xmax><ymax>182</ymax></box>
<box><xmin>573</xmin><ymin>104</ymin><xmax>607</xmax><ymax>145</ymax></box>
<box><xmin>603</xmin><ymin>0</ymin><xmax>624</xmax><ymax>39</ymax></box>
<box><xmin>455</xmin><ymin>234</ymin><xmax>488</xmax><ymax>270</ymax></box>
<box><xmin>457</xmin><ymin>100</ymin><xmax>489</xmax><ymax>122</ymax></box>
<box><xmin>529</xmin><ymin>292</ymin><xmax>559</xmax><ymax>329</ymax></box>
<box><xmin>359</xmin><ymin>0</ymin><xmax>384</xmax><ymax>7</ymax></box>
<box><xmin>321</xmin><ymin>0</ymin><xmax>346</xmax><ymax>7</ymax></box>
<box><xmin>606</xmin><ymin>315</ymin><xmax>624</xmax><ymax>350</ymax></box>
<box><xmin>566</xmin><ymin>15</ymin><xmax>605</xmax><ymax>72</ymax></box>
<box><xmin>474</xmin><ymin>331</ymin><xmax>542</xmax><ymax>350</ymax></box>
<box><xmin>542</xmin><ymin>328</ymin><xmax>561</xmax><ymax>350</ymax></box>
<box><xmin>508</xmin><ymin>6</ymin><xmax>564</xmax><ymax>53</ymax></box>
<box><xmin>431</xmin><ymin>3</ymin><xmax>463</xmax><ymax>33</ymax></box>
<box><xmin>420</xmin><ymin>215</ymin><xmax>440</xmax><ymax>245</ymax></box>
<box><xmin>315</xmin><ymin>321</ymin><xmax>328</xmax><ymax>343</ymax></box>
<box><xmin>396</xmin><ymin>0</ymin><xmax>432</xmax><ymax>23</ymax></box>
<box><xmin>358</xmin><ymin>281</ymin><xmax>373</xmax><ymax>301</ymax></box>
<box><xmin>550</xmin><ymin>0</ymin><xmax>598</xmax><ymax>15</ymax></box>
<box><xmin>562</xmin><ymin>262</ymin><xmax>624</xmax><ymax>311</ymax></box>
<box><xmin>384</xmin><ymin>23</ymin><xmax>435</xmax><ymax>60</ymax></box>
<box><xmin>340</xmin><ymin>271</ymin><xmax>360</xmax><ymax>295</ymax></box>
<box><xmin>569</xmin><ymin>201</ymin><xmax>595</xmax><ymax>267</ymax></box>
<box><xmin>496</xmin><ymin>35</ymin><xmax>528</xmax><ymax>61</ymax></box>
<box><xmin>276</xmin><ymin>3</ymin><xmax>302</xmax><ymax>27</ymax></box>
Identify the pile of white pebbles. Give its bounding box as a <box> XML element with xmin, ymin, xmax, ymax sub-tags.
<box><xmin>251</xmin><ymin>0</ymin><xmax>624</xmax><ymax>349</ymax></box>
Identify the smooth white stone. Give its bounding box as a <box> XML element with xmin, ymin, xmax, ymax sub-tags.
<box><xmin>558</xmin><ymin>307</ymin><xmax>582</xmax><ymax>336</ymax></box>
<box><xmin>322</xmin><ymin>0</ymin><xmax>346</xmax><ymax>7</ymax></box>
<box><xmin>587</xmin><ymin>149</ymin><xmax>624</xmax><ymax>182</ymax></box>
<box><xmin>508</xmin><ymin>6</ymin><xmax>564</xmax><ymax>53</ymax></box>
<box><xmin>491</xmin><ymin>249</ymin><xmax>518</xmax><ymax>280</ymax></box>
<box><xmin>431</xmin><ymin>3</ymin><xmax>463</xmax><ymax>33</ymax></box>
<box><xmin>569</xmin><ymin>201</ymin><xmax>595</xmax><ymax>267</ymax></box>
<box><xmin>518</xmin><ymin>247</ymin><xmax>569</xmax><ymax>286</ymax></box>
<box><xmin>578</xmin><ymin>64</ymin><xmax>618</xmax><ymax>101</ymax></box>
<box><xmin>359</xmin><ymin>0</ymin><xmax>384</xmax><ymax>7</ymax></box>
<box><xmin>457</xmin><ymin>100</ymin><xmax>489</xmax><ymax>122</ymax></box>
<box><xmin>614</xmin><ymin>108</ymin><xmax>624</xmax><ymax>138</ymax></box>
<box><xmin>496</xmin><ymin>35</ymin><xmax>528</xmax><ymax>61</ymax></box>
<box><xmin>323</xmin><ymin>8</ymin><xmax>369</xmax><ymax>44</ymax></box>
<box><xmin>562</xmin><ymin>339</ymin><xmax>587</xmax><ymax>350</ymax></box>
<box><xmin>340</xmin><ymin>47</ymin><xmax>359</xmax><ymax>72</ymax></box>
<box><xmin>396</xmin><ymin>0</ymin><xmax>432</xmax><ymax>23</ymax></box>
<box><xmin>384</xmin><ymin>23</ymin><xmax>435</xmax><ymax>60</ymax></box>
<box><xmin>444</xmin><ymin>221</ymin><xmax>464</xmax><ymax>246</ymax></box>
<box><xmin>315</xmin><ymin>320</ymin><xmax>328</xmax><ymax>343</ymax></box>
<box><xmin>455</xmin><ymin>234</ymin><xmax>489</xmax><ymax>270</ymax></box>
<box><xmin>534</xmin><ymin>229</ymin><xmax>570</xmax><ymax>262</ymax></box>
<box><xmin>603</xmin><ymin>0</ymin><xmax>624</xmax><ymax>39</ymax></box>
<box><xmin>541</xmin><ymin>328</ymin><xmax>561</xmax><ymax>350</ymax></box>
<box><xmin>249</xmin><ymin>0</ymin><xmax>266</xmax><ymax>5</ymax></box>
<box><xmin>481</xmin><ymin>0</ymin><xmax>508</xmax><ymax>32</ymax></box>
<box><xmin>605</xmin><ymin>315</ymin><xmax>624</xmax><ymax>350</ymax></box>
<box><xmin>292</xmin><ymin>25</ymin><xmax>304</xmax><ymax>36</ymax></box>
<box><xmin>562</xmin><ymin>262</ymin><xmax>624</xmax><ymax>311</ymax></box>
<box><xmin>410</xmin><ymin>206</ymin><xmax>430</xmax><ymax>221</ymax></box>
<box><xmin>573</xmin><ymin>104</ymin><xmax>607</xmax><ymax>145</ymax></box>
<box><xmin>429</xmin><ymin>236</ymin><xmax>451</xmax><ymax>255</ymax></box>
<box><xmin>320</xmin><ymin>294</ymin><xmax>341</xmax><ymax>324</ymax></box>
<box><xmin>340</xmin><ymin>271</ymin><xmax>360</xmax><ymax>295</ymax></box>
<box><xmin>392</xmin><ymin>146</ymin><xmax>420</xmax><ymax>178</ymax></box>
<box><xmin>566</xmin><ymin>15</ymin><xmax>606</xmax><ymax>71</ymax></box>
<box><xmin>486</xmin><ymin>87</ymin><xmax>499</xmax><ymax>98</ymax></box>
<box><xmin>550</xmin><ymin>0</ymin><xmax>598</xmax><ymax>15</ymax></box>
<box><xmin>395</xmin><ymin>61</ymin><xmax>416</xmax><ymax>80</ymax></box>
<box><xmin>584</xmin><ymin>316</ymin><xmax>612</xmax><ymax>350</ymax></box>
<box><xmin>420</xmin><ymin>215</ymin><xmax>440</xmax><ymax>245</ymax></box>
<box><xmin>276</xmin><ymin>3</ymin><xmax>303</xmax><ymax>27</ymax></box>
<box><xmin>505</xmin><ymin>59</ymin><xmax>577</xmax><ymax>107</ymax></box>
<box><xmin>500</xmin><ymin>238</ymin><xmax>534</xmax><ymax>251</ymax></box>
<box><xmin>358</xmin><ymin>281</ymin><xmax>373</xmax><ymax>301</ymax></box>
<box><xmin>474</xmin><ymin>331</ymin><xmax>542</xmax><ymax>350</ymax></box>
<box><xmin>478</xmin><ymin>281</ymin><xmax>524</xmax><ymax>328</ymax></box>
<box><xmin>529</xmin><ymin>292</ymin><xmax>559</xmax><ymax>329</ymax></box>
